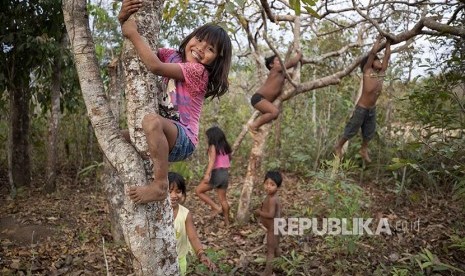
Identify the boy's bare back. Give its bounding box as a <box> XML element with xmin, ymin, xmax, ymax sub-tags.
<box><xmin>257</xmin><ymin>52</ymin><xmax>302</xmax><ymax>102</ymax></box>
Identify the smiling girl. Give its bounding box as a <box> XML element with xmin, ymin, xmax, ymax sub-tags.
<box><xmin>118</xmin><ymin>0</ymin><xmax>232</xmax><ymax>204</ymax></box>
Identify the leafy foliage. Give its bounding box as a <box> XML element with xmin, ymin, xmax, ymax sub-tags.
<box><xmin>0</xmin><ymin>0</ymin><xmax>68</xmax><ymax>102</ymax></box>
<box><xmin>413</xmin><ymin>248</ymin><xmax>464</xmax><ymax>273</ymax></box>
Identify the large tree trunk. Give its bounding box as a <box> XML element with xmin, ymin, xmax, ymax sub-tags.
<box><xmin>45</xmin><ymin>53</ymin><xmax>62</xmax><ymax>194</ymax></box>
<box><xmin>62</xmin><ymin>0</ymin><xmax>178</xmax><ymax>275</ymax></box>
<box><xmin>8</xmin><ymin>77</ymin><xmax>31</xmax><ymax>195</ymax></box>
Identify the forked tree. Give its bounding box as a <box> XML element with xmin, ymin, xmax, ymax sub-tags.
<box><xmin>63</xmin><ymin>0</ymin><xmax>178</xmax><ymax>274</ymax></box>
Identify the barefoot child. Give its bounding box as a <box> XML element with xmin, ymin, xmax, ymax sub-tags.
<box><xmin>249</xmin><ymin>51</ymin><xmax>302</xmax><ymax>133</ymax></box>
<box><xmin>118</xmin><ymin>0</ymin><xmax>232</xmax><ymax>203</ymax></box>
<box><xmin>195</xmin><ymin>126</ymin><xmax>232</xmax><ymax>226</ymax></box>
<box><xmin>254</xmin><ymin>171</ymin><xmax>282</xmax><ymax>276</ymax></box>
<box><xmin>334</xmin><ymin>35</ymin><xmax>391</xmax><ymax>162</ymax></box>
<box><xmin>169</xmin><ymin>172</ymin><xmax>217</xmax><ymax>275</ymax></box>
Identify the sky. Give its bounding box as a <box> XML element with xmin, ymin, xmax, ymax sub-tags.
<box><xmin>95</xmin><ymin>0</ymin><xmax>455</xmax><ymax>79</ymax></box>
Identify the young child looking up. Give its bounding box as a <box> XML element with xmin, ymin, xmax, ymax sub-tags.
<box><xmin>195</xmin><ymin>126</ymin><xmax>232</xmax><ymax>226</ymax></box>
<box><xmin>169</xmin><ymin>172</ymin><xmax>217</xmax><ymax>275</ymax></box>
<box><xmin>249</xmin><ymin>51</ymin><xmax>302</xmax><ymax>133</ymax></box>
<box><xmin>254</xmin><ymin>171</ymin><xmax>282</xmax><ymax>276</ymax></box>
<box><xmin>118</xmin><ymin>0</ymin><xmax>232</xmax><ymax>203</ymax></box>
<box><xmin>334</xmin><ymin>35</ymin><xmax>391</xmax><ymax>163</ymax></box>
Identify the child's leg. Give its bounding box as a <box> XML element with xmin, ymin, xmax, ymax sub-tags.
<box><xmin>334</xmin><ymin>137</ymin><xmax>348</xmax><ymax>158</ymax></box>
<box><xmin>216</xmin><ymin>188</ymin><xmax>230</xmax><ymax>226</ymax></box>
<box><xmin>360</xmin><ymin>109</ymin><xmax>376</xmax><ymax>163</ymax></box>
<box><xmin>128</xmin><ymin>113</ymin><xmax>178</xmax><ymax>203</ymax></box>
<box><xmin>195</xmin><ymin>181</ymin><xmax>222</xmax><ymax>214</ymax></box>
<box><xmin>274</xmin><ymin>235</ymin><xmax>281</xmax><ymax>257</ymax></box>
<box><xmin>263</xmin><ymin>227</ymin><xmax>278</xmax><ymax>275</ymax></box>
<box><xmin>360</xmin><ymin>140</ymin><xmax>372</xmax><ymax>163</ymax></box>
<box><xmin>335</xmin><ymin>106</ymin><xmax>366</xmax><ymax>159</ymax></box>
<box><xmin>250</xmin><ymin>100</ymin><xmax>279</xmax><ymax>131</ymax></box>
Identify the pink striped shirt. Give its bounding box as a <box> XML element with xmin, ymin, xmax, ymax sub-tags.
<box><xmin>157</xmin><ymin>48</ymin><xmax>208</xmax><ymax>146</ymax></box>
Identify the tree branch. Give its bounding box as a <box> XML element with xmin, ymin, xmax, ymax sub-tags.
<box><xmin>424</xmin><ymin>17</ymin><xmax>465</xmax><ymax>38</ymax></box>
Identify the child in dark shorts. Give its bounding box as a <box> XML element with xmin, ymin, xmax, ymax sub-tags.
<box><xmin>335</xmin><ymin>35</ymin><xmax>391</xmax><ymax>162</ymax></box>
<box><xmin>342</xmin><ymin>105</ymin><xmax>377</xmax><ymax>146</ymax></box>
<box><xmin>195</xmin><ymin>126</ymin><xmax>232</xmax><ymax>226</ymax></box>
<box><xmin>249</xmin><ymin>51</ymin><xmax>302</xmax><ymax>133</ymax></box>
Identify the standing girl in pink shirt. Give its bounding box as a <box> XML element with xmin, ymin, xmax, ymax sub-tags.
<box><xmin>118</xmin><ymin>0</ymin><xmax>232</xmax><ymax>204</ymax></box>
<box><xmin>195</xmin><ymin>126</ymin><xmax>232</xmax><ymax>226</ymax></box>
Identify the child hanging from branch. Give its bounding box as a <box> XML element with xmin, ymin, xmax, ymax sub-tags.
<box><xmin>335</xmin><ymin>35</ymin><xmax>391</xmax><ymax>163</ymax></box>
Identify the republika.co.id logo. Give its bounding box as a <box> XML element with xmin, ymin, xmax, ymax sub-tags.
<box><xmin>274</xmin><ymin>217</ymin><xmax>420</xmax><ymax>236</ymax></box>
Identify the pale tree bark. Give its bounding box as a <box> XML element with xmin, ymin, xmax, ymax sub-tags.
<box><xmin>108</xmin><ymin>58</ymin><xmax>124</xmax><ymax>124</ymax></box>
<box><xmin>45</xmin><ymin>49</ymin><xmax>63</xmax><ymax>194</ymax></box>
<box><xmin>312</xmin><ymin>90</ymin><xmax>317</xmax><ymax>137</ymax></box>
<box><xmin>103</xmin><ymin>57</ymin><xmax>125</xmax><ymax>242</ymax></box>
<box><xmin>236</xmin><ymin>120</ymin><xmax>276</xmax><ymax>222</ymax></box>
<box><xmin>102</xmin><ymin>155</ymin><xmax>125</xmax><ymax>243</ymax></box>
<box><xmin>62</xmin><ymin>0</ymin><xmax>178</xmax><ymax>275</ymax></box>
<box><xmin>273</xmin><ymin>113</ymin><xmax>282</xmax><ymax>160</ymax></box>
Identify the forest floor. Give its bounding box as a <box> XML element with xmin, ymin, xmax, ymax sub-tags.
<box><xmin>1</xmin><ymin>167</ymin><xmax>465</xmax><ymax>275</ymax></box>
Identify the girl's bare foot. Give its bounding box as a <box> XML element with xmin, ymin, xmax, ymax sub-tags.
<box><xmin>128</xmin><ymin>179</ymin><xmax>168</xmax><ymax>203</ymax></box>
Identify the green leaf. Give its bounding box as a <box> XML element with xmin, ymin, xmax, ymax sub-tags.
<box><xmin>289</xmin><ymin>0</ymin><xmax>301</xmax><ymax>15</ymax></box>
<box><xmin>302</xmin><ymin>0</ymin><xmax>316</xmax><ymax>6</ymax></box>
<box><xmin>254</xmin><ymin>257</ymin><xmax>266</xmax><ymax>263</ymax></box>
<box><xmin>304</xmin><ymin>6</ymin><xmax>320</xmax><ymax>18</ymax></box>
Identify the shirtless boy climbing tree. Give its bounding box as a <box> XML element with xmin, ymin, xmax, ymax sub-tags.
<box><xmin>335</xmin><ymin>35</ymin><xmax>391</xmax><ymax>163</ymax></box>
<box><xmin>249</xmin><ymin>51</ymin><xmax>302</xmax><ymax>133</ymax></box>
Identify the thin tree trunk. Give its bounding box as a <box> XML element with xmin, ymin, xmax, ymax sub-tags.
<box><xmin>273</xmin><ymin>113</ymin><xmax>281</xmax><ymax>160</ymax></box>
<box><xmin>63</xmin><ymin>0</ymin><xmax>178</xmax><ymax>274</ymax></box>
<box><xmin>385</xmin><ymin>80</ymin><xmax>395</xmax><ymax>138</ymax></box>
<box><xmin>45</xmin><ymin>53</ymin><xmax>62</xmax><ymax>194</ymax></box>
<box><xmin>312</xmin><ymin>90</ymin><xmax>317</xmax><ymax>137</ymax></box>
<box><xmin>8</xmin><ymin>78</ymin><xmax>31</xmax><ymax>194</ymax></box>
<box><xmin>236</xmin><ymin>124</ymin><xmax>273</xmax><ymax>223</ymax></box>
<box><xmin>235</xmin><ymin>93</ymin><xmax>283</xmax><ymax>223</ymax></box>
<box><xmin>87</xmin><ymin>122</ymin><xmax>94</xmax><ymax>163</ymax></box>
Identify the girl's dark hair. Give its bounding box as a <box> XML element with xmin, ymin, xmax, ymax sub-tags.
<box><xmin>360</xmin><ymin>54</ymin><xmax>380</xmax><ymax>72</ymax></box>
<box><xmin>265</xmin><ymin>55</ymin><xmax>277</xmax><ymax>70</ymax></box>
<box><xmin>179</xmin><ymin>23</ymin><xmax>232</xmax><ymax>99</ymax></box>
<box><xmin>206</xmin><ymin>126</ymin><xmax>232</xmax><ymax>155</ymax></box>
<box><xmin>265</xmin><ymin>171</ymin><xmax>282</xmax><ymax>187</ymax></box>
<box><xmin>168</xmin><ymin>172</ymin><xmax>187</xmax><ymax>196</ymax></box>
